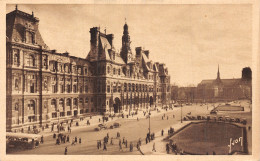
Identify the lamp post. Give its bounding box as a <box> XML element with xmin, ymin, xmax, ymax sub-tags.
<box><xmin>181</xmin><ymin>102</ymin><xmax>183</xmax><ymax>123</ymax></box>
<box><xmin>148</xmin><ymin>109</ymin><xmax>151</xmax><ymax>136</ymax></box>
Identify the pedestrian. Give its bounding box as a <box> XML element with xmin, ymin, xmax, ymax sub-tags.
<box><xmin>162</xmin><ymin>116</ymin><xmax>164</xmax><ymax>120</ymax></box>
<box><xmin>146</xmin><ymin>137</ymin><xmax>148</xmax><ymax>144</ymax></box>
<box><xmin>67</xmin><ymin>135</ymin><xmax>70</xmax><ymax>142</ymax></box>
<box><xmin>213</xmin><ymin>151</ymin><xmax>216</xmax><ymax>155</ymax></box>
<box><xmin>107</xmin><ymin>133</ymin><xmax>109</xmax><ymax>139</ymax></box>
<box><xmin>97</xmin><ymin>140</ymin><xmax>100</xmax><ymax>149</ymax></box>
<box><xmin>136</xmin><ymin>142</ymin><xmax>140</xmax><ymax>150</ymax></box>
<box><xmin>152</xmin><ymin>142</ymin><xmax>156</xmax><ymax>152</ymax></box>
<box><xmin>161</xmin><ymin>129</ymin><xmax>164</xmax><ymax>136</ymax></box>
<box><xmin>119</xmin><ymin>139</ymin><xmax>122</xmax><ymax>151</ymax></box>
<box><xmin>122</xmin><ymin>137</ymin><xmax>125</xmax><ymax>144</ymax></box>
<box><xmin>75</xmin><ymin>137</ymin><xmax>77</xmax><ymax>143</ymax></box>
<box><xmin>53</xmin><ymin>133</ymin><xmax>56</xmax><ymax>139</ymax></box>
<box><xmin>138</xmin><ymin>138</ymin><xmax>141</xmax><ymax>146</ymax></box>
<box><xmin>79</xmin><ymin>137</ymin><xmax>81</xmax><ymax>144</ymax></box>
<box><xmin>41</xmin><ymin>135</ymin><xmax>44</xmax><ymax>143</ymax></box>
<box><xmin>166</xmin><ymin>143</ymin><xmax>169</xmax><ymax>154</ymax></box>
<box><xmin>125</xmin><ymin>139</ymin><xmax>128</xmax><ymax>148</ymax></box>
<box><xmin>173</xmin><ymin>114</ymin><xmax>175</xmax><ymax>118</ymax></box>
<box><xmin>130</xmin><ymin>142</ymin><xmax>133</xmax><ymax>152</ymax></box>
<box><xmin>110</xmin><ymin>137</ymin><xmax>113</xmax><ymax>145</ymax></box>
<box><xmin>167</xmin><ymin>116</ymin><xmax>168</xmax><ymax>120</ymax></box>
<box><xmin>103</xmin><ymin>142</ymin><xmax>107</xmax><ymax>151</ymax></box>
<box><xmin>99</xmin><ymin>118</ymin><xmax>101</xmax><ymax>122</ymax></box>
<box><xmin>137</xmin><ymin>117</ymin><xmax>139</xmax><ymax>121</ymax></box>
<box><xmin>64</xmin><ymin>147</ymin><xmax>67</xmax><ymax>155</ymax></box>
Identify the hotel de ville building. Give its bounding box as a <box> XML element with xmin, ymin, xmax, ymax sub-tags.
<box><xmin>6</xmin><ymin>7</ymin><xmax>171</xmax><ymax>132</ymax></box>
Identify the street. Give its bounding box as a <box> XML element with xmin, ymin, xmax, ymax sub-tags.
<box><xmin>9</xmin><ymin>102</ymin><xmax>251</xmax><ymax>155</ymax></box>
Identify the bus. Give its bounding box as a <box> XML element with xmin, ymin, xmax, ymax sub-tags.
<box><xmin>6</xmin><ymin>132</ymin><xmax>41</xmax><ymax>152</ymax></box>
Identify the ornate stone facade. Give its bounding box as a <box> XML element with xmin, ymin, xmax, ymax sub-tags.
<box><xmin>6</xmin><ymin>8</ymin><xmax>171</xmax><ymax>132</ymax></box>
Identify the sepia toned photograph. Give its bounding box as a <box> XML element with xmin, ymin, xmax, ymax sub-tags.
<box><xmin>3</xmin><ymin>2</ymin><xmax>258</xmax><ymax>159</ymax></box>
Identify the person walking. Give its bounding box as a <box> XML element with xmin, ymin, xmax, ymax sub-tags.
<box><xmin>173</xmin><ymin>114</ymin><xmax>175</xmax><ymax>118</ymax></box>
<box><xmin>97</xmin><ymin>140</ymin><xmax>100</xmax><ymax>150</ymax></box>
<box><xmin>119</xmin><ymin>139</ymin><xmax>123</xmax><ymax>151</ymax></box>
<box><xmin>167</xmin><ymin>116</ymin><xmax>168</xmax><ymax>120</ymax></box>
<box><xmin>110</xmin><ymin>137</ymin><xmax>113</xmax><ymax>145</ymax></box>
<box><xmin>107</xmin><ymin>133</ymin><xmax>109</xmax><ymax>140</ymax></box>
<box><xmin>41</xmin><ymin>135</ymin><xmax>44</xmax><ymax>144</ymax></box>
<box><xmin>152</xmin><ymin>142</ymin><xmax>156</xmax><ymax>152</ymax></box>
<box><xmin>122</xmin><ymin>137</ymin><xmax>125</xmax><ymax>145</ymax></box>
<box><xmin>79</xmin><ymin>137</ymin><xmax>81</xmax><ymax>144</ymax></box>
<box><xmin>103</xmin><ymin>142</ymin><xmax>107</xmax><ymax>151</ymax></box>
<box><xmin>166</xmin><ymin>143</ymin><xmax>169</xmax><ymax>154</ymax></box>
<box><xmin>75</xmin><ymin>137</ymin><xmax>77</xmax><ymax>143</ymax></box>
<box><xmin>67</xmin><ymin>135</ymin><xmax>70</xmax><ymax>142</ymax></box>
<box><xmin>161</xmin><ymin>129</ymin><xmax>164</xmax><ymax>136</ymax></box>
<box><xmin>130</xmin><ymin>142</ymin><xmax>133</xmax><ymax>152</ymax></box>
<box><xmin>64</xmin><ymin>147</ymin><xmax>67</xmax><ymax>155</ymax></box>
<box><xmin>125</xmin><ymin>139</ymin><xmax>128</xmax><ymax>148</ymax></box>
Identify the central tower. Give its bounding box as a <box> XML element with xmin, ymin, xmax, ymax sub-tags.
<box><xmin>121</xmin><ymin>22</ymin><xmax>133</xmax><ymax>64</ymax></box>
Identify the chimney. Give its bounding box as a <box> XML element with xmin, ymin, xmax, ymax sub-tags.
<box><xmin>135</xmin><ymin>47</ymin><xmax>142</xmax><ymax>57</ymax></box>
<box><xmin>144</xmin><ymin>50</ymin><xmax>149</xmax><ymax>59</ymax></box>
<box><xmin>106</xmin><ymin>34</ymin><xmax>114</xmax><ymax>48</ymax></box>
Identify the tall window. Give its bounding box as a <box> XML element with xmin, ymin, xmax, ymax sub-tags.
<box><xmin>27</xmin><ymin>55</ymin><xmax>35</xmax><ymax>67</ymax></box>
<box><xmin>66</xmin><ymin>99</ymin><xmax>71</xmax><ymax>106</ymax></box>
<box><xmin>28</xmin><ymin>100</ymin><xmax>35</xmax><ymax>112</ymax></box>
<box><xmin>67</xmin><ymin>84</ymin><xmax>71</xmax><ymax>93</ymax></box>
<box><xmin>73</xmin><ymin>85</ymin><xmax>77</xmax><ymax>93</ymax></box>
<box><xmin>85</xmin><ymin>85</ymin><xmax>88</xmax><ymax>93</ymax></box>
<box><xmin>73</xmin><ymin>98</ymin><xmax>78</xmax><ymax>108</ymax></box>
<box><xmin>51</xmin><ymin>99</ymin><xmax>57</xmax><ymax>111</ymax></box>
<box><xmin>124</xmin><ymin>83</ymin><xmax>127</xmax><ymax>92</ymax></box>
<box><xmin>15</xmin><ymin>79</ymin><xmax>19</xmax><ymax>90</ymax></box>
<box><xmin>107</xmin><ymin>85</ymin><xmax>110</xmax><ymax>93</ymax></box>
<box><xmin>13</xmin><ymin>50</ymin><xmax>19</xmax><ymax>66</ymax></box>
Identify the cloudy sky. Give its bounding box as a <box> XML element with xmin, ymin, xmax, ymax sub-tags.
<box><xmin>6</xmin><ymin>4</ymin><xmax>252</xmax><ymax>86</ymax></box>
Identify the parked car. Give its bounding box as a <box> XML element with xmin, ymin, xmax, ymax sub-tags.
<box><xmin>94</xmin><ymin>127</ymin><xmax>100</xmax><ymax>131</ymax></box>
<box><xmin>218</xmin><ymin>116</ymin><xmax>223</xmax><ymax>121</ymax></box>
<box><xmin>235</xmin><ymin>118</ymin><xmax>241</xmax><ymax>123</ymax></box>
<box><xmin>241</xmin><ymin>118</ymin><xmax>247</xmax><ymax>125</ymax></box>
<box><xmin>113</xmin><ymin>122</ymin><xmax>121</xmax><ymax>128</ymax></box>
<box><xmin>97</xmin><ymin>124</ymin><xmax>107</xmax><ymax>130</ymax></box>
<box><xmin>225</xmin><ymin>116</ymin><xmax>230</xmax><ymax>122</ymax></box>
<box><xmin>230</xmin><ymin>118</ymin><xmax>235</xmax><ymax>122</ymax></box>
<box><xmin>210</xmin><ymin>110</ymin><xmax>217</xmax><ymax>114</ymax></box>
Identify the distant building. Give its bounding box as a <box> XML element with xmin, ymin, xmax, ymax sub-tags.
<box><xmin>196</xmin><ymin>65</ymin><xmax>252</xmax><ymax>102</ymax></box>
<box><xmin>6</xmin><ymin>7</ymin><xmax>171</xmax><ymax>132</ymax></box>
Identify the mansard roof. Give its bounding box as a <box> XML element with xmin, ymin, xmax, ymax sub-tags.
<box><xmin>6</xmin><ymin>8</ymin><xmax>46</xmax><ymax>48</ymax></box>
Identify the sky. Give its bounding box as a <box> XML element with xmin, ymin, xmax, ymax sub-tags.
<box><xmin>6</xmin><ymin>4</ymin><xmax>252</xmax><ymax>86</ymax></box>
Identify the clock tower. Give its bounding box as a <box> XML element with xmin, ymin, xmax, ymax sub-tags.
<box><xmin>121</xmin><ymin>22</ymin><xmax>133</xmax><ymax>64</ymax></box>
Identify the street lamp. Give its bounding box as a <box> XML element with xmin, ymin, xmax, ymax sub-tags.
<box><xmin>181</xmin><ymin>102</ymin><xmax>183</xmax><ymax>123</ymax></box>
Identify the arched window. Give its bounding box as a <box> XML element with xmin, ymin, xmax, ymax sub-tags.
<box><xmin>51</xmin><ymin>99</ymin><xmax>57</xmax><ymax>111</ymax></box>
<box><xmin>13</xmin><ymin>51</ymin><xmax>19</xmax><ymax>65</ymax></box>
<box><xmin>66</xmin><ymin>98</ymin><xmax>71</xmax><ymax>107</ymax></box>
<box><xmin>59</xmin><ymin>99</ymin><xmax>64</xmax><ymax>110</ymax></box>
<box><xmin>73</xmin><ymin>98</ymin><xmax>78</xmax><ymax>107</ymax></box>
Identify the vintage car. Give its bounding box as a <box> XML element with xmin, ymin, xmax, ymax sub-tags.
<box><xmin>230</xmin><ymin>118</ymin><xmax>235</xmax><ymax>122</ymax></box>
<box><xmin>218</xmin><ymin>116</ymin><xmax>223</xmax><ymax>121</ymax></box>
<box><xmin>201</xmin><ymin>116</ymin><xmax>207</xmax><ymax>120</ymax></box>
<box><xmin>113</xmin><ymin>122</ymin><xmax>121</xmax><ymax>128</ymax></box>
<box><xmin>94</xmin><ymin>124</ymin><xmax>107</xmax><ymax>131</ymax></box>
<box><xmin>210</xmin><ymin>110</ymin><xmax>217</xmax><ymax>114</ymax></box>
<box><xmin>224</xmin><ymin>116</ymin><xmax>230</xmax><ymax>122</ymax></box>
<box><xmin>235</xmin><ymin>118</ymin><xmax>241</xmax><ymax>123</ymax></box>
<box><xmin>241</xmin><ymin>118</ymin><xmax>247</xmax><ymax>125</ymax></box>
